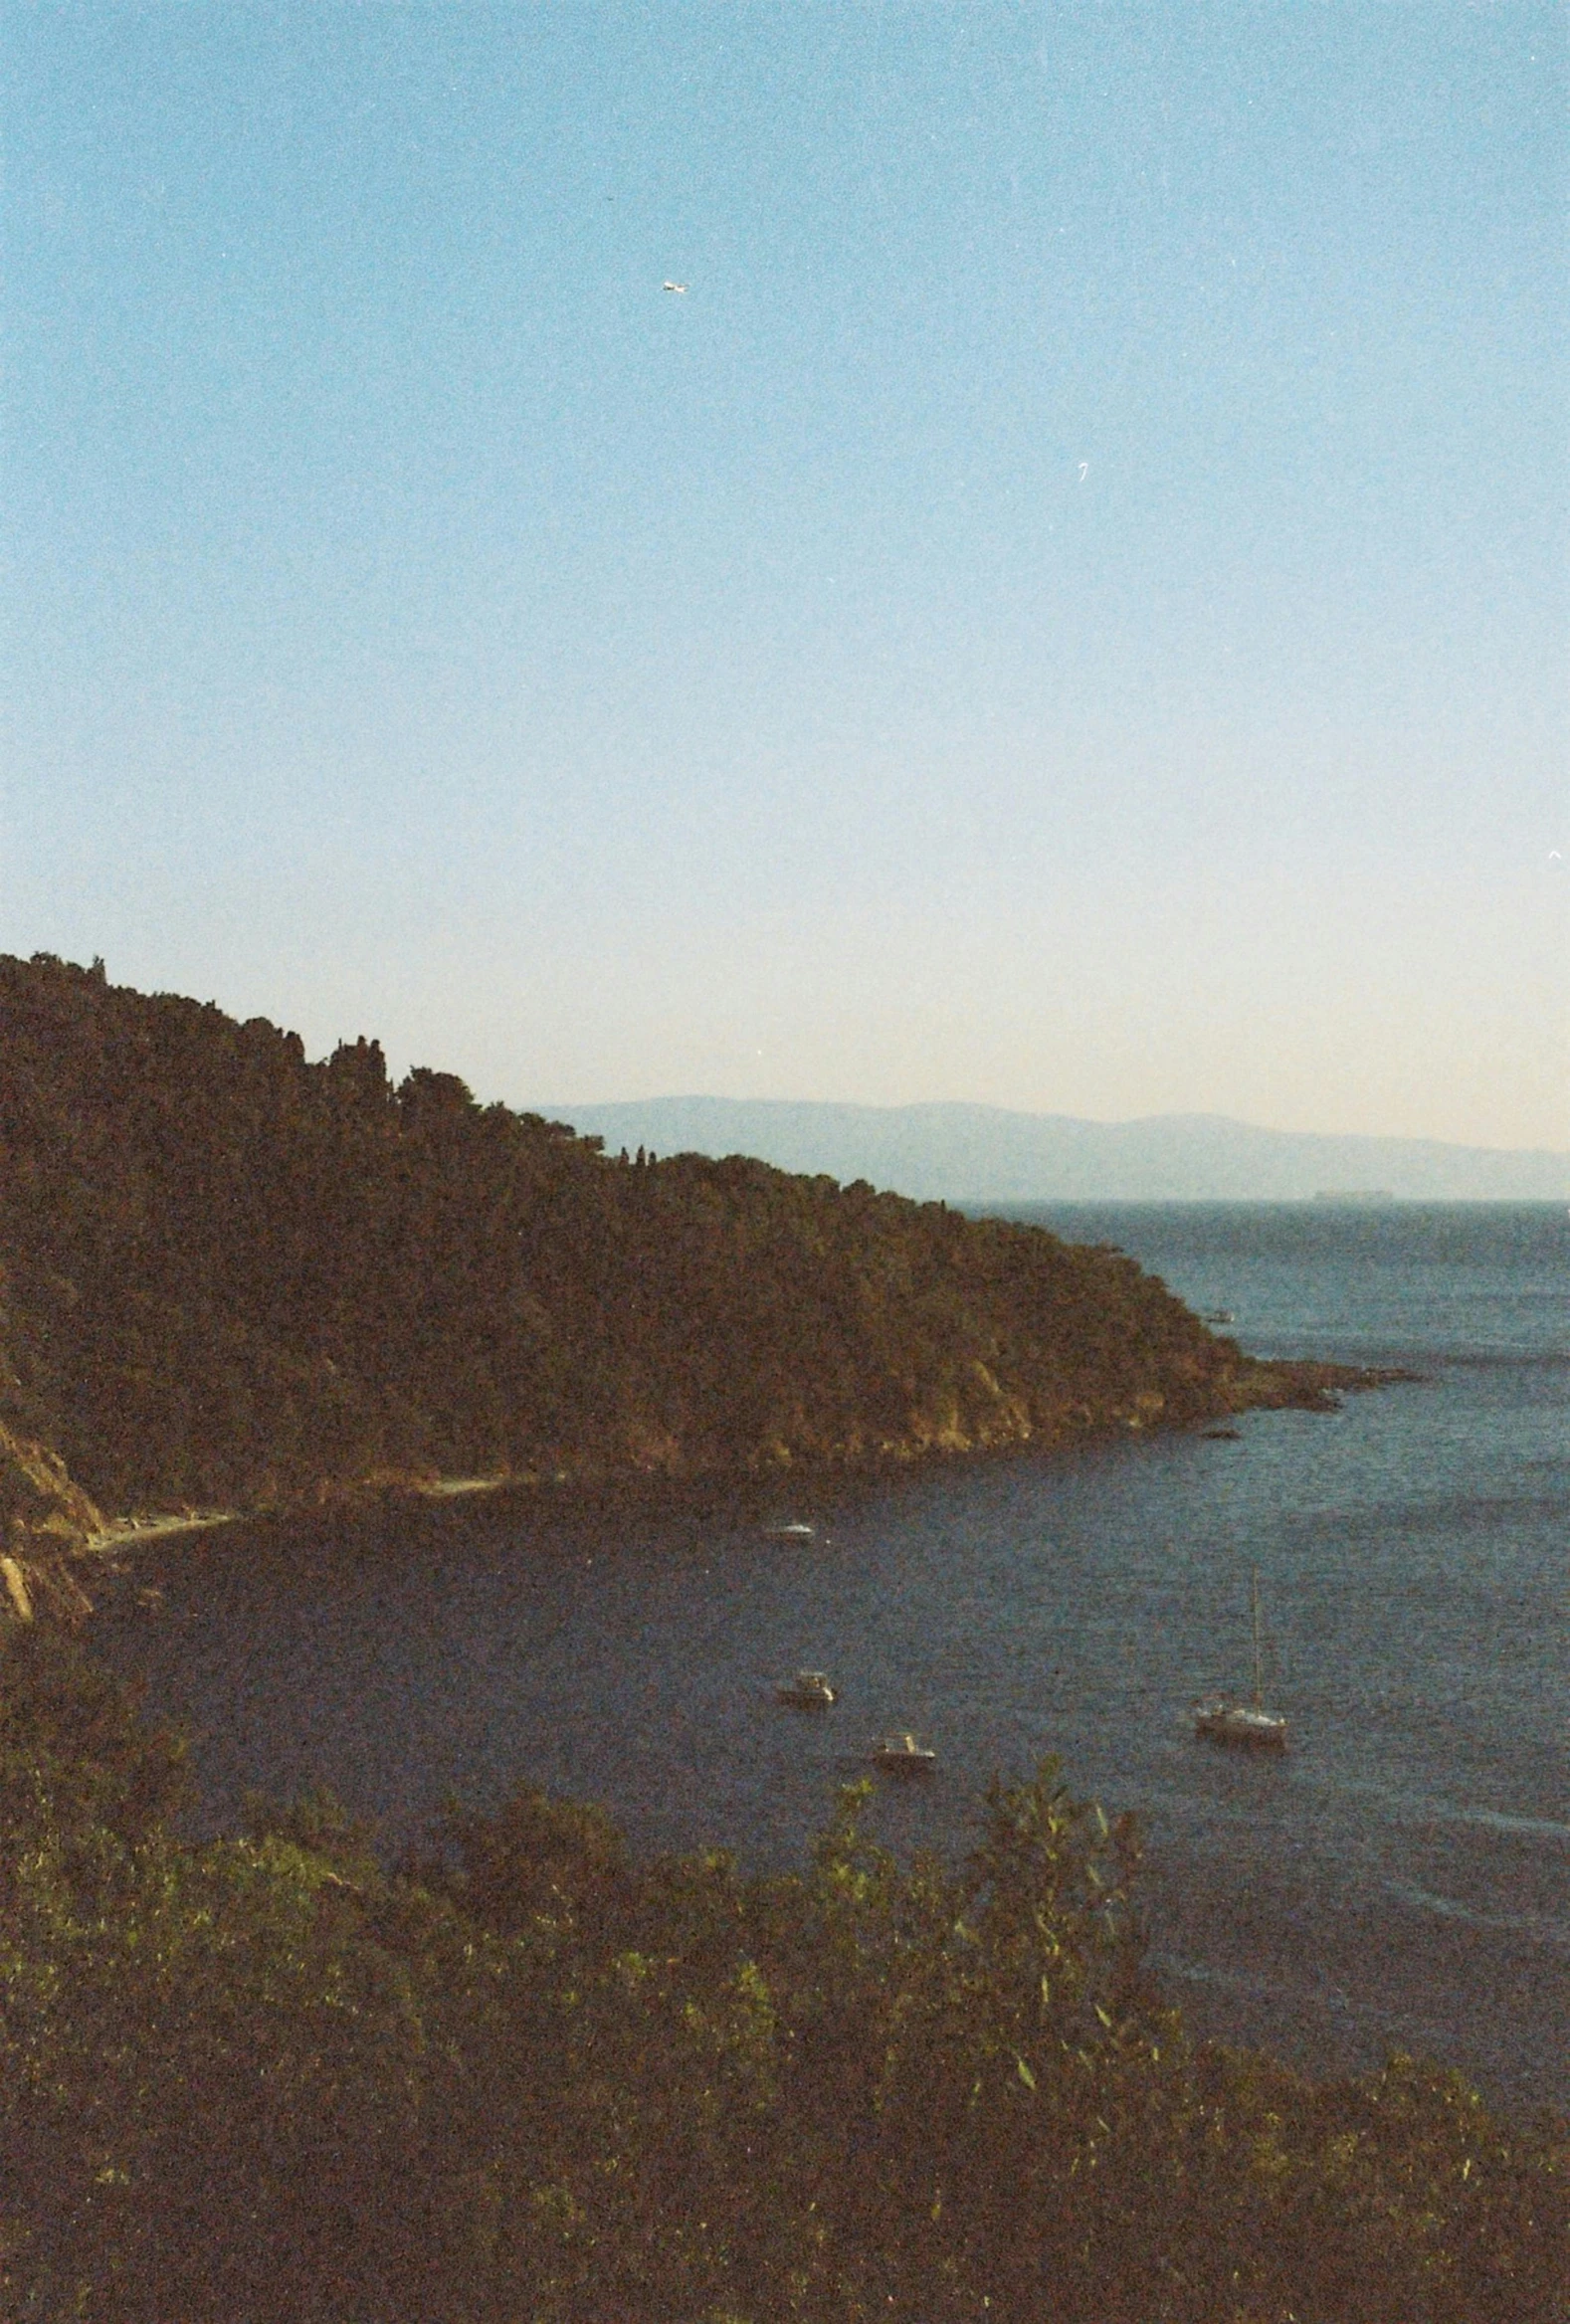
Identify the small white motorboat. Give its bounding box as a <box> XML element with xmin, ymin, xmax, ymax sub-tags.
<box><xmin>870</xmin><ymin>1732</ymin><xmax>936</xmax><ymax>1774</ymax></box>
<box><xmin>761</xmin><ymin>1520</ymin><xmax>816</xmax><ymax>1541</ymax></box>
<box><xmin>776</xmin><ymin>1669</ymin><xmax>837</xmax><ymax>1707</ymax></box>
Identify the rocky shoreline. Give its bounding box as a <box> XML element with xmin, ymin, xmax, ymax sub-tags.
<box><xmin>1230</xmin><ymin>1357</ymin><xmax>1424</xmax><ymax>1412</ymax></box>
<box><xmin>0</xmin><ymin>1358</ymin><xmax>1418</xmax><ymax>1628</ymax></box>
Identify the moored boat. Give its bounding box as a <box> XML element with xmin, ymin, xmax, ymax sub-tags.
<box><xmin>1193</xmin><ymin>1696</ymin><xmax>1287</xmax><ymax>1750</ymax></box>
<box><xmin>870</xmin><ymin>1731</ymin><xmax>936</xmax><ymax>1774</ymax></box>
<box><xmin>1193</xmin><ymin>1572</ymin><xmax>1288</xmax><ymax>1751</ymax></box>
<box><xmin>776</xmin><ymin>1669</ymin><xmax>837</xmax><ymax>1707</ymax></box>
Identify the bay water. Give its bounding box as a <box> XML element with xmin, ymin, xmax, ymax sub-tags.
<box><xmin>88</xmin><ymin>1203</ymin><xmax>1569</xmax><ymax>2112</ymax></box>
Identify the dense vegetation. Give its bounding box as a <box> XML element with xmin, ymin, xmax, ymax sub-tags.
<box><xmin>1</xmin><ymin>1623</ymin><xmax>1563</xmax><ymax>2322</ymax></box>
<box><xmin>6</xmin><ymin>959</ymin><xmax>1550</xmax><ymax>2311</ymax></box>
<box><xmin>0</xmin><ymin>953</ymin><xmax>1299</xmax><ymax>1517</ymax></box>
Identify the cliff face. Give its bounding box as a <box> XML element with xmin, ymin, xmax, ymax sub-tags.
<box><xmin>0</xmin><ymin>953</ymin><xmax>1301</xmax><ymax>1523</ymax></box>
<box><xmin>0</xmin><ymin>1421</ymin><xmax>98</xmax><ymax>1627</ymax></box>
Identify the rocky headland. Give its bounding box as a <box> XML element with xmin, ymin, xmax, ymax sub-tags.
<box><xmin>0</xmin><ymin>953</ymin><xmax>1401</xmax><ymax>1621</ymax></box>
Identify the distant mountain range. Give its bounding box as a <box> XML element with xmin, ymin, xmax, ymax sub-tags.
<box><xmin>537</xmin><ymin>1098</ymin><xmax>1570</xmax><ymax>1204</ymax></box>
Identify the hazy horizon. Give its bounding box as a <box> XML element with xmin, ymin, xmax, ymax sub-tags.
<box><xmin>536</xmin><ymin>1088</ymin><xmax>1570</xmax><ymax>1158</ymax></box>
<box><xmin>526</xmin><ymin>1087</ymin><xmax>1570</xmax><ymax>1202</ymax></box>
<box><xmin>5</xmin><ymin>6</ymin><xmax>1564</xmax><ymax>1147</ymax></box>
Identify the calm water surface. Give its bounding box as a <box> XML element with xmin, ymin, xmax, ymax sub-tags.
<box><xmin>90</xmin><ymin>1204</ymin><xmax>1569</xmax><ymax>2112</ymax></box>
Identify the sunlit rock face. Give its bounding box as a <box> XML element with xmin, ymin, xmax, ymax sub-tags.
<box><xmin>0</xmin><ymin>1422</ymin><xmax>98</xmax><ymax>1627</ymax></box>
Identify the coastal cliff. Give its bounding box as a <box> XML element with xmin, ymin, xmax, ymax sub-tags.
<box><xmin>0</xmin><ymin>953</ymin><xmax>1358</xmax><ymax>1536</ymax></box>
<box><xmin>0</xmin><ymin>1420</ymin><xmax>98</xmax><ymax>1626</ymax></box>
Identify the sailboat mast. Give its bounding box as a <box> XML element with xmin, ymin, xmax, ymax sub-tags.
<box><xmin>1252</xmin><ymin>1570</ymin><xmax>1264</xmax><ymax>1709</ymax></box>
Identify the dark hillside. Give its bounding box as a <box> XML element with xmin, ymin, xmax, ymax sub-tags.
<box><xmin>1</xmin><ymin>954</ymin><xmax>1315</xmax><ymax>1516</ymax></box>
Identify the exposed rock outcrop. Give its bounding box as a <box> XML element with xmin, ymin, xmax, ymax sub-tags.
<box><xmin>0</xmin><ymin>1421</ymin><xmax>99</xmax><ymax>1627</ymax></box>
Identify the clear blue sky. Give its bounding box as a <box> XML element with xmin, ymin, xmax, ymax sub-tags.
<box><xmin>4</xmin><ymin>3</ymin><xmax>1564</xmax><ymax>1145</ymax></box>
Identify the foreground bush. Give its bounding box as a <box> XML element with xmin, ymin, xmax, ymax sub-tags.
<box><xmin>1</xmin><ymin>1628</ymin><xmax>1564</xmax><ymax>2321</ymax></box>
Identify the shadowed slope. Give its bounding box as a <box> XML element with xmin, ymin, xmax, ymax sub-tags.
<box><xmin>1</xmin><ymin>954</ymin><xmax>1329</xmax><ymax>1516</ymax></box>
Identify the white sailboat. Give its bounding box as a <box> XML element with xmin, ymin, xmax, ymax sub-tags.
<box><xmin>1193</xmin><ymin>1572</ymin><xmax>1288</xmax><ymax>1751</ymax></box>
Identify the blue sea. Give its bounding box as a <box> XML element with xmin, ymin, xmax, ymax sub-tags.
<box><xmin>89</xmin><ymin>1203</ymin><xmax>1569</xmax><ymax>2114</ymax></box>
